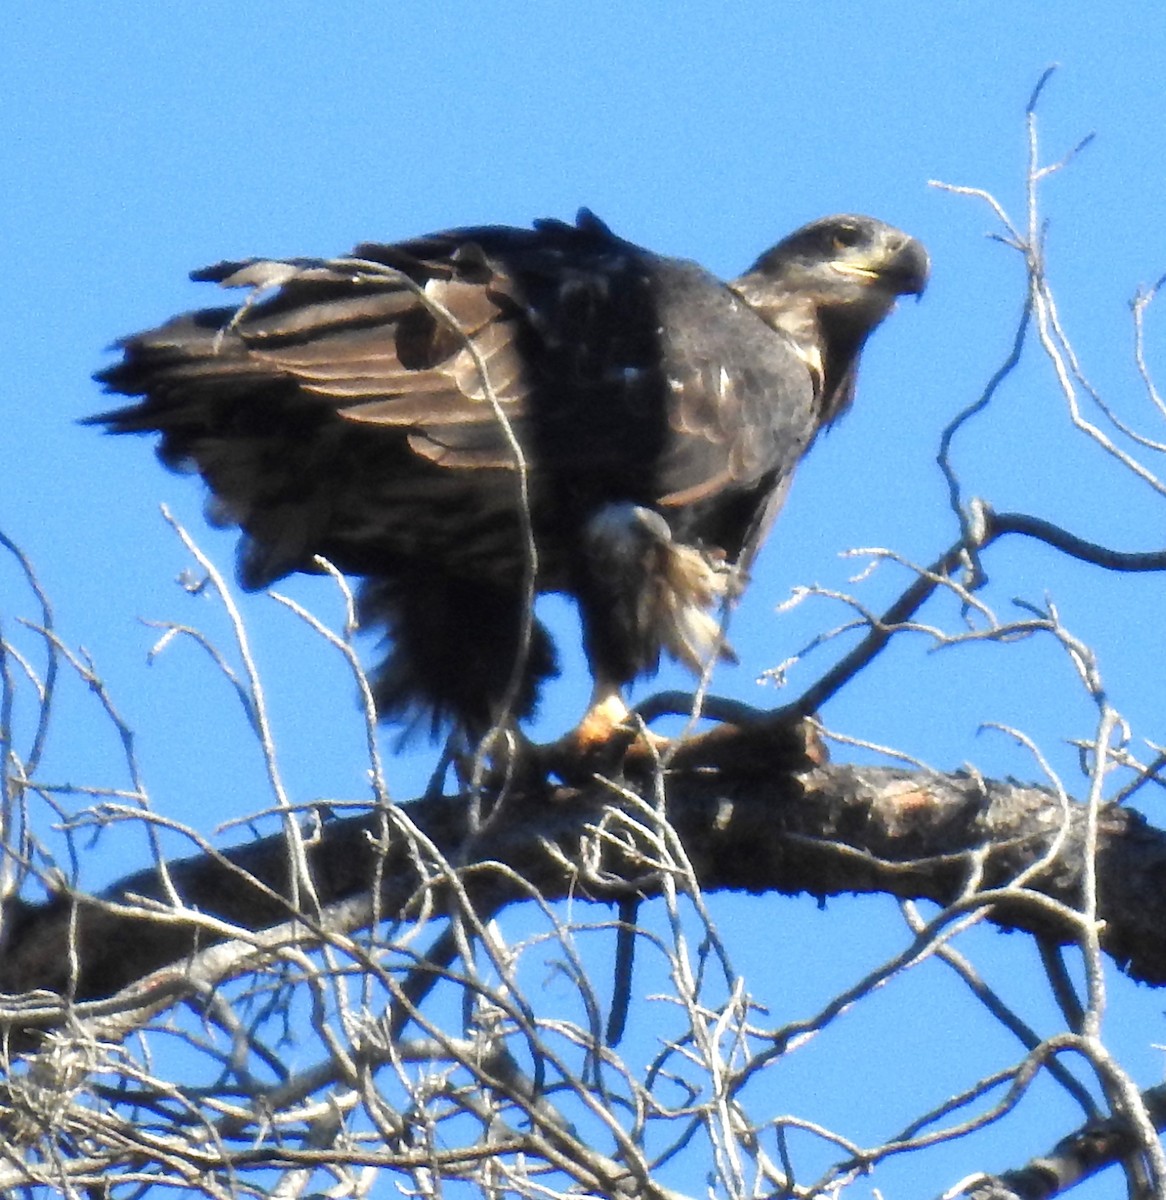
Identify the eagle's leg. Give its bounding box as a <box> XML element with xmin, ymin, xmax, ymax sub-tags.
<box><xmin>541</xmin><ymin>676</ymin><xmax>669</xmax><ymax>779</ymax></box>
<box><xmin>573</xmin><ymin>678</ymin><xmax>669</xmax><ymax>754</ymax></box>
<box><xmin>576</xmin><ymin>679</ymin><xmax>633</xmax><ymax>749</ymax></box>
<box><xmin>561</xmin><ymin>502</ymin><xmax>735</xmax><ymax>764</ymax></box>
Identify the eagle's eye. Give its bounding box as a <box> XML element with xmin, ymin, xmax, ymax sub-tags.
<box><xmin>831</xmin><ymin>226</ymin><xmax>863</xmax><ymax>252</ymax></box>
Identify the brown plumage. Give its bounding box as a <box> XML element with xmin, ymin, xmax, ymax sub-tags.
<box><xmin>91</xmin><ymin>210</ymin><xmax>928</xmax><ymax>739</ymax></box>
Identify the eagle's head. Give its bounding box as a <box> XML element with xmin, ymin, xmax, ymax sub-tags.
<box><xmin>732</xmin><ymin>214</ymin><xmax>929</xmax><ymax>423</ymax></box>
<box><xmin>746</xmin><ymin>214</ymin><xmax>929</xmax><ymax>316</ymax></box>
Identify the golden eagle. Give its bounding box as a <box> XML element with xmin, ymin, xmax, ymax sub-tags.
<box><xmin>92</xmin><ymin>211</ymin><xmax>927</xmax><ymax>744</ymax></box>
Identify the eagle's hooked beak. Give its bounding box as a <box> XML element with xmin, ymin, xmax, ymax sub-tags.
<box><xmin>834</xmin><ymin>236</ymin><xmax>930</xmax><ymax>299</ymax></box>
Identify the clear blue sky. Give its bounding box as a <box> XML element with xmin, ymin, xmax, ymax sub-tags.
<box><xmin>5</xmin><ymin>5</ymin><xmax>1166</xmax><ymax>1196</ymax></box>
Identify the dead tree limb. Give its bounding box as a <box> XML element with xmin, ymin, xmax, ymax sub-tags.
<box><xmin>3</xmin><ymin>728</ymin><xmax>1165</xmax><ymax>1045</ymax></box>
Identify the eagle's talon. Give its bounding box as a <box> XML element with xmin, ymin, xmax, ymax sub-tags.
<box><xmin>534</xmin><ymin>692</ymin><xmax>674</xmax><ymax>783</ymax></box>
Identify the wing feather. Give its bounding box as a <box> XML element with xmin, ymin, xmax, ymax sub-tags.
<box><xmin>92</xmin><ymin>215</ymin><xmax>824</xmax><ymax>587</ymax></box>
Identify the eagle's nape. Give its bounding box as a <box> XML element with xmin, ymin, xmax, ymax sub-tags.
<box><xmin>90</xmin><ymin>209</ymin><xmax>928</xmax><ymax>757</ymax></box>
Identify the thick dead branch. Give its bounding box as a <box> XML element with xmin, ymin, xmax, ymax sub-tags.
<box><xmin>3</xmin><ymin>732</ymin><xmax>1165</xmax><ymax>1044</ymax></box>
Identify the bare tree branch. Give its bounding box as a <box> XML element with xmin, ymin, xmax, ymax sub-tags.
<box><xmin>952</xmin><ymin>1084</ymin><xmax>1166</xmax><ymax>1200</ymax></box>
<box><xmin>4</xmin><ymin>744</ymin><xmax>1166</xmax><ymax>1028</ymax></box>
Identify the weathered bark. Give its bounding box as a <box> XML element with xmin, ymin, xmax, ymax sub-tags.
<box><xmin>2</xmin><ymin>731</ymin><xmax>1165</xmax><ymax>1030</ymax></box>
